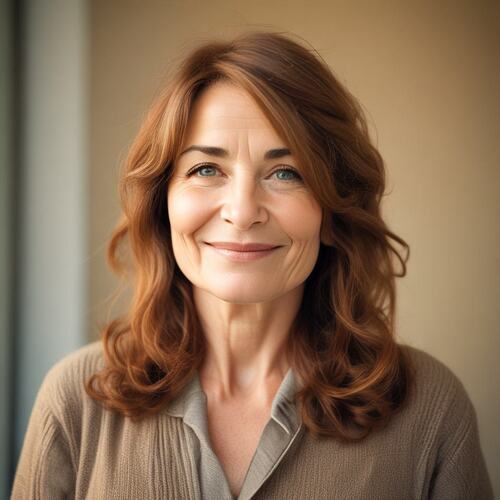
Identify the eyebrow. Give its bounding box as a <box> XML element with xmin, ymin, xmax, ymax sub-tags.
<box><xmin>179</xmin><ymin>145</ymin><xmax>292</xmax><ymax>160</ymax></box>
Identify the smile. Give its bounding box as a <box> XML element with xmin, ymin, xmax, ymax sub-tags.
<box><xmin>204</xmin><ymin>243</ymin><xmax>281</xmax><ymax>262</ymax></box>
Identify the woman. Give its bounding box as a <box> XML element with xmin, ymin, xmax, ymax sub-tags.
<box><xmin>12</xmin><ymin>31</ymin><xmax>493</xmax><ymax>499</ymax></box>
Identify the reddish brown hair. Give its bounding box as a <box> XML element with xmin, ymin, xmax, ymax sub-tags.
<box><xmin>85</xmin><ymin>30</ymin><xmax>415</xmax><ymax>443</ymax></box>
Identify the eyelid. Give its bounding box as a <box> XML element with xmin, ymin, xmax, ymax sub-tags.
<box><xmin>185</xmin><ymin>162</ymin><xmax>219</xmax><ymax>176</ymax></box>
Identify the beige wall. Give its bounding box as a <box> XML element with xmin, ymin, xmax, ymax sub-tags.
<box><xmin>89</xmin><ymin>0</ymin><xmax>500</xmax><ymax>493</ymax></box>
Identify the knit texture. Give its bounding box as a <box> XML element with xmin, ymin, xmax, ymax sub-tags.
<box><xmin>11</xmin><ymin>341</ymin><xmax>494</xmax><ymax>499</ymax></box>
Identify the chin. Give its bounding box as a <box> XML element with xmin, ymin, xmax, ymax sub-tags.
<box><xmin>205</xmin><ymin>283</ymin><xmax>281</xmax><ymax>305</ymax></box>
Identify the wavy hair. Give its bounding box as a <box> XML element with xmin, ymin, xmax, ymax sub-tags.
<box><xmin>85</xmin><ymin>30</ymin><xmax>415</xmax><ymax>443</ymax></box>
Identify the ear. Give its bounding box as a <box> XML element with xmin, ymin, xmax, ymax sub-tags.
<box><xmin>320</xmin><ymin>211</ymin><xmax>335</xmax><ymax>246</ymax></box>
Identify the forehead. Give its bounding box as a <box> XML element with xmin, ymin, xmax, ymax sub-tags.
<box><xmin>183</xmin><ymin>82</ymin><xmax>283</xmax><ymax>143</ymax></box>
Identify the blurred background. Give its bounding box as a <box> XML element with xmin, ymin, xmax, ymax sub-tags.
<box><xmin>1</xmin><ymin>0</ymin><xmax>499</xmax><ymax>496</ymax></box>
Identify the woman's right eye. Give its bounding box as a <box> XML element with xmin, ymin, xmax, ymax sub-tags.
<box><xmin>186</xmin><ymin>164</ymin><xmax>219</xmax><ymax>177</ymax></box>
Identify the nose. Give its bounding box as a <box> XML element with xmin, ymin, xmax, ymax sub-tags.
<box><xmin>219</xmin><ymin>172</ymin><xmax>268</xmax><ymax>230</ymax></box>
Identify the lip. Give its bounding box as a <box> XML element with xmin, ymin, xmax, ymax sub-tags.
<box><xmin>206</xmin><ymin>242</ymin><xmax>281</xmax><ymax>251</ymax></box>
<box><xmin>204</xmin><ymin>242</ymin><xmax>281</xmax><ymax>262</ymax></box>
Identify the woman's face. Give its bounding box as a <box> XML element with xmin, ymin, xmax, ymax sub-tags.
<box><xmin>167</xmin><ymin>81</ymin><xmax>323</xmax><ymax>304</ymax></box>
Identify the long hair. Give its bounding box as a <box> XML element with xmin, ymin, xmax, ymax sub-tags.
<box><xmin>85</xmin><ymin>30</ymin><xmax>415</xmax><ymax>443</ymax></box>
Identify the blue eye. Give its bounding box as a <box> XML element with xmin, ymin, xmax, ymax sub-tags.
<box><xmin>187</xmin><ymin>164</ymin><xmax>218</xmax><ymax>177</ymax></box>
<box><xmin>274</xmin><ymin>168</ymin><xmax>302</xmax><ymax>181</ymax></box>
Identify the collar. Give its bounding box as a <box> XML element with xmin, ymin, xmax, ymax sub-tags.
<box><xmin>165</xmin><ymin>367</ymin><xmax>301</xmax><ymax>436</ymax></box>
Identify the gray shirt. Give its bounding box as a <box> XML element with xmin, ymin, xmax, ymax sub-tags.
<box><xmin>164</xmin><ymin>368</ymin><xmax>302</xmax><ymax>500</ymax></box>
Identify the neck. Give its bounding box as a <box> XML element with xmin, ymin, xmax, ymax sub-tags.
<box><xmin>193</xmin><ymin>284</ymin><xmax>303</xmax><ymax>401</ymax></box>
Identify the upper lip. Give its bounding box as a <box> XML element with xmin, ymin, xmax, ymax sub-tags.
<box><xmin>206</xmin><ymin>242</ymin><xmax>281</xmax><ymax>251</ymax></box>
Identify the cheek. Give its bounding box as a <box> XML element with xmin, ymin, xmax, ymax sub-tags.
<box><xmin>277</xmin><ymin>195</ymin><xmax>323</xmax><ymax>242</ymax></box>
<box><xmin>167</xmin><ymin>188</ymin><xmax>210</xmax><ymax>235</ymax></box>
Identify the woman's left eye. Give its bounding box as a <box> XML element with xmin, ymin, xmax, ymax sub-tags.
<box><xmin>273</xmin><ymin>168</ymin><xmax>302</xmax><ymax>181</ymax></box>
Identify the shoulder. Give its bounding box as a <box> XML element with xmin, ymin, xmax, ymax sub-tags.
<box><xmin>44</xmin><ymin>340</ymin><xmax>105</xmax><ymax>381</ymax></box>
<box><xmin>36</xmin><ymin>340</ymin><xmax>106</xmax><ymax>420</ymax></box>
<box><xmin>397</xmin><ymin>343</ymin><xmax>477</xmax><ymax>435</ymax></box>
<box><xmin>395</xmin><ymin>345</ymin><xmax>493</xmax><ymax>497</ymax></box>
<box><xmin>17</xmin><ymin>341</ymin><xmax>108</xmax><ymax>472</ymax></box>
<box><xmin>401</xmin><ymin>343</ymin><xmax>471</xmax><ymax>401</ymax></box>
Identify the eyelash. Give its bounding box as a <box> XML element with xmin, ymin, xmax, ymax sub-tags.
<box><xmin>185</xmin><ymin>163</ymin><xmax>303</xmax><ymax>182</ymax></box>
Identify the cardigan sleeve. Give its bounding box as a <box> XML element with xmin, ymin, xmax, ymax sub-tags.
<box><xmin>428</xmin><ymin>375</ymin><xmax>493</xmax><ymax>499</ymax></box>
<box><xmin>10</xmin><ymin>369</ymin><xmax>77</xmax><ymax>499</ymax></box>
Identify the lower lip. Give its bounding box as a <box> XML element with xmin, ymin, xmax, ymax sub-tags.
<box><xmin>205</xmin><ymin>244</ymin><xmax>280</xmax><ymax>262</ymax></box>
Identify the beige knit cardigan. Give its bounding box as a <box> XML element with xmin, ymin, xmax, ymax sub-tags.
<box><xmin>11</xmin><ymin>341</ymin><xmax>494</xmax><ymax>499</ymax></box>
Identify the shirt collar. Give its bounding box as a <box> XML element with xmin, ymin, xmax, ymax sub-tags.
<box><xmin>165</xmin><ymin>367</ymin><xmax>301</xmax><ymax>435</ymax></box>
